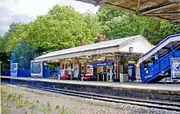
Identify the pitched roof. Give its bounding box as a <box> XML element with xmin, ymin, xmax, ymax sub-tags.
<box><xmin>34</xmin><ymin>35</ymin><xmax>153</xmax><ymax>62</ymax></box>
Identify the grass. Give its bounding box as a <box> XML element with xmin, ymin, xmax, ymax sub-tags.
<box><xmin>1</xmin><ymin>86</ymin><xmax>74</xmax><ymax>114</ymax></box>
<box><xmin>29</xmin><ymin>102</ymin><xmax>39</xmax><ymax>109</ymax></box>
<box><xmin>1</xmin><ymin>89</ymin><xmax>11</xmax><ymax>114</ymax></box>
<box><xmin>59</xmin><ymin>106</ymin><xmax>66</xmax><ymax>114</ymax></box>
<box><xmin>55</xmin><ymin>104</ymin><xmax>60</xmax><ymax>109</ymax></box>
<box><xmin>16</xmin><ymin>100</ymin><xmax>24</xmax><ymax>108</ymax></box>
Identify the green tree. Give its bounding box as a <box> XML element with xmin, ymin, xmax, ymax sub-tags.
<box><xmin>4</xmin><ymin>23</ymin><xmax>28</xmax><ymax>53</ymax></box>
<box><xmin>3</xmin><ymin>5</ymin><xmax>100</xmax><ymax>72</ymax></box>
<box><xmin>4</xmin><ymin>5</ymin><xmax>100</xmax><ymax>54</ymax></box>
<box><xmin>98</xmin><ymin>7</ymin><xmax>180</xmax><ymax>45</ymax></box>
<box><xmin>0</xmin><ymin>35</ymin><xmax>10</xmax><ymax>73</ymax></box>
<box><xmin>0</xmin><ymin>36</ymin><xmax>4</xmax><ymax>52</ymax></box>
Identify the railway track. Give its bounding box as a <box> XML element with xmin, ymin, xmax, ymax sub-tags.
<box><xmin>18</xmin><ymin>84</ymin><xmax>180</xmax><ymax>112</ymax></box>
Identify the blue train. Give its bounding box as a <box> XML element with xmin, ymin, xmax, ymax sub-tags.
<box><xmin>139</xmin><ymin>34</ymin><xmax>180</xmax><ymax>83</ymax></box>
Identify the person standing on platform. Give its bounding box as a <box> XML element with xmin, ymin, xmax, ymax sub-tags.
<box><xmin>57</xmin><ymin>67</ymin><xmax>61</xmax><ymax>80</ymax></box>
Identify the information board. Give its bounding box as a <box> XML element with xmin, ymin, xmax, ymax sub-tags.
<box><xmin>10</xmin><ymin>63</ymin><xmax>18</xmax><ymax>76</ymax></box>
<box><xmin>31</xmin><ymin>62</ymin><xmax>43</xmax><ymax>77</ymax></box>
<box><xmin>171</xmin><ymin>58</ymin><xmax>180</xmax><ymax>79</ymax></box>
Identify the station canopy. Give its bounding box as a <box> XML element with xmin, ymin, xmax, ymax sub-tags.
<box><xmin>76</xmin><ymin>0</ymin><xmax>180</xmax><ymax>24</ymax></box>
<box><xmin>33</xmin><ymin>35</ymin><xmax>153</xmax><ymax>62</ymax></box>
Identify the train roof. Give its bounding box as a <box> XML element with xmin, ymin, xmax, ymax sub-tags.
<box><xmin>139</xmin><ymin>34</ymin><xmax>180</xmax><ymax>63</ymax></box>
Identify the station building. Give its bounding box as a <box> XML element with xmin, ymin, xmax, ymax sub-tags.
<box><xmin>32</xmin><ymin>35</ymin><xmax>153</xmax><ymax>82</ymax></box>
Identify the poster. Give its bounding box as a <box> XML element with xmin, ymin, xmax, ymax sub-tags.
<box><xmin>31</xmin><ymin>62</ymin><xmax>43</xmax><ymax>77</ymax></box>
<box><xmin>60</xmin><ymin>69</ymin><xmax>65</xmax><ymax>77</ymax></box>
<box><xmin>10</xmin><ymin>63</ymin><xmax>18</xmax><ymax>76</ymax></box>
<box><xmin>73</xmin><ymin>64</ymin><xmax>78</xmax><ymax>77</ymax></box>
<box><xmin>87</xmin><ymin>65</ymin><xmax>93</xmax><ymax>74</ymax></box>
<box><xmin>171</xmin><ymin>58</ymin><xmax>180</xmax><ymax>79</ymax></box>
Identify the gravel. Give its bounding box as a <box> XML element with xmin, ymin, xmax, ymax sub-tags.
<box><xmin>1</xmin><ymin>84</ymin><xmax>180</xmax><ymax>114</ymax></box>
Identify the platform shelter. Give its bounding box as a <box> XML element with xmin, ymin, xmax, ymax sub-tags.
<box><xmin>32</xmin><ymin>35</ymin><xmax>153</xmax><ymax>82</ymax></box>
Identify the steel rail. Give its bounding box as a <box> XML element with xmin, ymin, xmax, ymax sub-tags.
<box><xmin>18</xmin><ymin>84</ymin><xmax>180</xmax><ymax>112</ymax></box>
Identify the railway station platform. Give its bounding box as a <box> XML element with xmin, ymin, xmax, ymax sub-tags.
<box><xmin>1</xmin><ymin>76</ymin><xmax>180</xmax><ymax>102</ymax></box>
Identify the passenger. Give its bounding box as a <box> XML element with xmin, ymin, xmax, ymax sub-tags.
<box><xmin>80</xmin><ymin>72</ymin><xmax>85</xmax><ymax>81</ymax></box>
<box><xmin>103</xmin><ymin>67</ymin><xmax>107</xmax><ymax>81</ymax></box>
<box><xmin>68</xmin><ymin>67</ymin><xmax>72</xmax><ymax>77</ymax></box>
<box><xmin>57</xmin><ymin>67</ymin><xmax>61</xmax><ymax>80</ymax></box>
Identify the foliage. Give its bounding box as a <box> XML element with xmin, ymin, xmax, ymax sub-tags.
<box><xmin>4</xmin><ymin>23</ymin><xmax>28</xmax><ymax>53</ymax></box>
<box><xmin>98</xmin><ymin>7</ymin><xmax>180</xmax><ymax>45</ymax></box>
<box><xmin>10</xmin><ymin>42</ymin><xmax>36</xmax><ymax>70</ymax></box>
<box><xmin>4</xmin><ymin>5</ymin><xmax>100</xmax><ymax>54</ymax></box>
<box><xmin>1</xmin><ymin>88</ymin><xmax>11</xmax><ymax>114</ymax></box>
<box><xmin>0</xmin><ymin>36</ymin><xmax>8</xmax><ymax>72</ymax></box>
<box><xmin>0</xmin><ymin>36</ymin><xmax>4</xmax><ymax>52</ymax></box>
<box><xmin>3</xmin><ymin>6</ymin><xmax>180</xmax><ymax>53</ymax></box>
<box><xmin>2</xmin><ymin>5</ymin><xmax>99</xmax><ymax>71</ymax></box>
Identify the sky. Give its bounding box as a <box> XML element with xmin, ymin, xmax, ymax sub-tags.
<box><xmin>0</xmin><ymin>0</ymin><xmax>99</xmax><ymax>36</ymax></box>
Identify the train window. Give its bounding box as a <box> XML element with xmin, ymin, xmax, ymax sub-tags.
<box><xmin>144</xmin><ymin>60</ymin><xmax>153</xmax><ymax>68</ymax></box>
<box><xmin>148</xmin><ymin>62</ymin><xmax>152</xmax><ymax>67</ymax></box>
<box><xmin>160</xmin><ymin>49</ymin><xmax>171</xmax><ymax>58</ymax></box>
<box><xmin>174</xmin><ymin>44</ymin><xmax>180</xmax><ymax>50</ymax></box>
<box><xmin>151</xmin><ymin>57</ymin><xmax>155</xmax><ymax>64</ymax></box>
<box><xmin>144</xmin><ymin>62</ymin><xmax>148</xmax><ymax>68</ymax></box>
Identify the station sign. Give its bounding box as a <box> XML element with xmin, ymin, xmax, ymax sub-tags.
<box><xmin>171</xmin><ymin>58</ymin><xmax>180</xmax><ymax>79</ymax></box>
<box><xmin>92</xmin><ymin>62</ymin><xmax>114</xmax><ymax>67</ymax></box>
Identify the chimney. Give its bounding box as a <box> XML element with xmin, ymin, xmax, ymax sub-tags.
<box><xmin>98</xmin><ymin>34</ymin><xmax>105</xmax><ymax>42</ymax></box>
